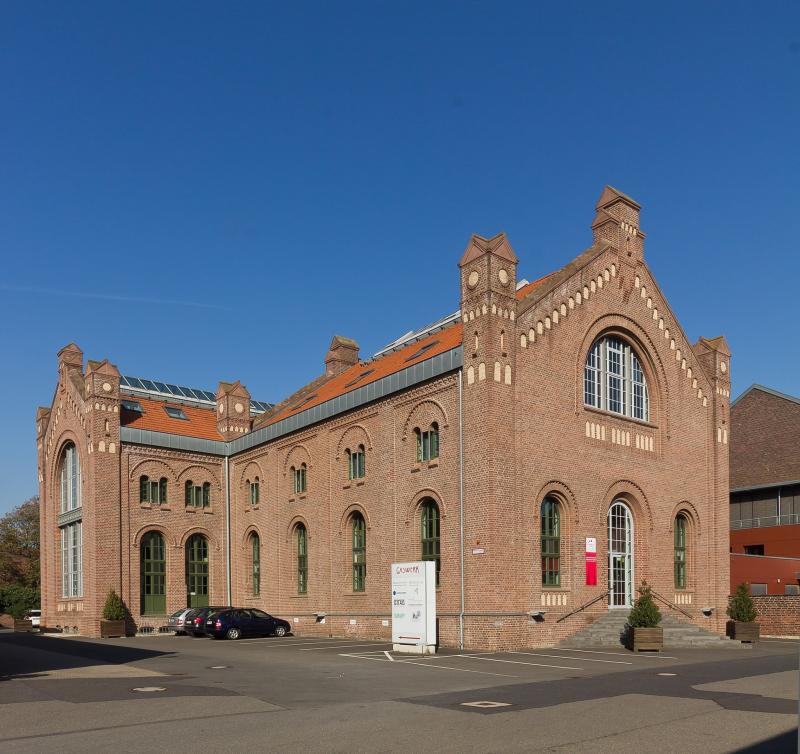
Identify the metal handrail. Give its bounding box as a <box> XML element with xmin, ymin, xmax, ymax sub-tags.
<box><xmin>731</xmin><ymin>513</ymin><xmax>800</xmax><ymax>530</ymax></box>
<box><xmin>556</xmin><ymin>590</ymin><xmax>611</xmax><ymax>623</ymax></box>
<box><xmin>650</xmin><ymin>589</ymin><xmax>692</xmax><ymax>620</ymax></box>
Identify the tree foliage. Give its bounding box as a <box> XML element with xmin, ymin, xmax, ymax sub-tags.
<box><xmin>0</xmin><ymin>496</ymin><xmax>40</xmax><ymax>590</ymax></box>
<box><xmin>727</xmin><ymin>583</ymin><xmax>758</xmax><ymax>623</ymax></box>
<box><xmin>0</xmin><ymin>584</ymin><xmax>40</xmax><ymax>619</ymax></box>
<box><xmin>627</xmin><ymin>580</ymin><xmax>662</xmax><ymax>628</ymax></box>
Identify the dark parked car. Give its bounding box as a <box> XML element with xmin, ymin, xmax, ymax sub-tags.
<box><xmin>184</xmin><ymin>606</ymin><xmax>231</xmax><ymax>636</ymax></box>
<box><xmin>205</xmin><ymin>609</ymin><xmax>290</xmax><ymax>640</ymax></box>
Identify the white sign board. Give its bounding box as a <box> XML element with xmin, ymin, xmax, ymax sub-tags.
<box><xmin>391</xmin><ymin>561</ymin><xmax>436</xmax><ymax>653</ymax></box>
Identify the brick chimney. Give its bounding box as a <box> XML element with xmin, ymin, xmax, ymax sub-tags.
<box><xmin>325</xmin><ymin>336</ymin><xmax>360</xmax><ymax>376</ymax></box>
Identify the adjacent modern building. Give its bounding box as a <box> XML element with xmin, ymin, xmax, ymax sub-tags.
<box><xmin>37</xmin><ymin>186</ymin><xmax>732</xmax><ymax>647</ymax></box>
<box><xmin>730</xmin><ymin>384</ymin><xmax>800</xmax><ymax>595</ymax></box>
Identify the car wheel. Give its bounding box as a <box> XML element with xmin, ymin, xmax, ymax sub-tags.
<box><xmin>273</xmin><ymin>625</ymin><xmax>287</xmax><ymax>637</ymax></box>
<box><xmin>226</xmin><ymin>627</ymin><xmax>241</xmax><ymax>640</ymax></box>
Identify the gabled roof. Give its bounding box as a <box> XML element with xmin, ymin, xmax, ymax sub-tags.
<box><xmin>260</xmin><ymin>322</ymin><xmax>463</xmax><ymax>428</ymax></box>
<box><xmin>459</xmin><ymin>232</ymin><xmax>518</xmax><ymax>266</ymax></box>
<box><xmin>732</xmin><ymin>384</ymin><xmax>800</xmax><ymax>409</ymax></box>
<box><xmin>596</xmin><ymin>184</ymin><xmax>640</xmax><ymax>210</ymax></box>
<box><xmin>120</xmin><ymin>396</ymin><xmax>223</xmax><ymax>441</ymax></box>
<box><xmin>515</xmin><ymin>272</ymin><xmax>558</xmax><ymax>301</ymax></box>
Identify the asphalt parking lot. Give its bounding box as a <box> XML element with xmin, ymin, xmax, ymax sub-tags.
<box><xmin>0</xmin><ymin>630</ymin><xmax>797</xmax><ymax>752</ymax></box>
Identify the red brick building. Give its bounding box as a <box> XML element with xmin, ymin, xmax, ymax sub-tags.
<box><xmin>730</xmin><ymin>384</ymin><xmax>800</xmax><ymax>595</ymax></box>
<box><xmin>37</xmin><ymin>186</ymin><xmax>732</xmax><ymax>647</ymax></box>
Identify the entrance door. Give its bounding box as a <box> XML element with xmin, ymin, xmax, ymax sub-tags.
<box><xmin>608</xmin><ymin>501</ymin><xmax>633</xmax><ymax>607</ymax></box>
<box><xmin>186</xmin><ymin>534</ymin><xmax>209</xmax><ymax>608</ymax></box>
<box><xmin>141</xmin><ymin>531</ymin><xmax>166</xmax><ymax>615</ymax></box>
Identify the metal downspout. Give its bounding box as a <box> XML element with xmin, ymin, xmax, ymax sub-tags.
<box><xmin>458</xmin><ymin>369</ymin><xmax>465</xmax><ymax>650</ymax></box>
<box><xmin>225</xmin><ymin>456</ymin><xmax>232</xmax><ymax>606</ymax></box>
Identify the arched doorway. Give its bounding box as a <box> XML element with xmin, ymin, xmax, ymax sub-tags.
<box><xmin>608</xmin><ymin>501</ymin><xmax>633</xmax><ymax>607</ymax></box>
<box><xmin>186</xmin><ymin>534</ymin><xmax>209</xmax><ymax>608</ymax></box>
<box><xmin>141</xmin><ymin>531</ymin><xmax>166</xmax><ymax>614</ymax></box>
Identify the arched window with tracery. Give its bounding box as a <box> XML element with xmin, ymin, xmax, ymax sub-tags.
<box><xmin>584</xmin><ymin>335</ymin><xmax>649</xmax><ymax>421</ymax></box>
<box><xmin>59</xmin><ymin>443</ymin><xmax>82</xmax><ymax>597</ymax></box>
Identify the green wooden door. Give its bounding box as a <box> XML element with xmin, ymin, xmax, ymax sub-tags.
<box><xmin>186</xmin><ymin>534</ymin><xmax>209</xmax><ymax>608</ymax></box>
<box><xmin>141</xmin><ymin>531</ymin><xmax>166</xmax><ymax>614</ymax></box>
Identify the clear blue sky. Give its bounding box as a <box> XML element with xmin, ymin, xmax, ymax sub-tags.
<box><xmin>1</xmin><ymin>2</ymin><xmax>798</xmax><ymax>513</ymax></box>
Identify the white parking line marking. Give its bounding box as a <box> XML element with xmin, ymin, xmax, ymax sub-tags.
<box><xmin>338</xmin><ymin>653</ymin><xmax>517</xmax><ymax>677</ymax></box>
<box><xmin>384</xmin><ymin>651</ymin><xmax>395</xmax><ymax>662</ymax></box>
<box><xmin>300</xmin><ymin>643</ymin><xmax>393</xmax><ymax>651</ymax></box>
<box><xmin>456</xmin><ymin>654</ymin><xmax>583</xmax><ymax>670</ymax></box>
<box><xmin>555</xmin><ymin>648</ymin><xmax>678</xmax><ymax>659</ymax></box>
<box><xmin>509</xmin><ymin>651</ymin><xmax>632</xmax><ymax>665</ymax></box>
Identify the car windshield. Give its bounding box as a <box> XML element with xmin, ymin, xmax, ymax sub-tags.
<box><xmin>169</xmin><ymin>610</ymin><xmax>187</xmax><ymax>619</ymax></box>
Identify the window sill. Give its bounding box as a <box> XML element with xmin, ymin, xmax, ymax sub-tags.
<box><xmin>342</xmin><ymin>591</ymin><xmax>368</xmax><ymax>597</ymax></box>
<box><xmin>342</xmin><ymin>483</ymin><xmax>351</xmax><ymax>490</ymax></box>
<box><xmin>355</xmin><ymin>480</ymin><xmax>365</xmax><ymax>487</ymax></box>
<box><xmin>541</xmin><ymin>586</ymin><xmax>570</xmax><ymax>592</ymax></box>
<box><xmin>427</xmin><ymin>460</ymin><xmax>439</xmax><ymax>469</ymax></box>
<box><xmin>289</xmin><ymin>594</ymin><xmax>309</xmax><ymax>599</ymax></box>
<box><xmin>583</xmin><ymin>405</ymin><xmax>658</xmax><ymax>430</ymax></box>
<box><xmin>298</xmin><ymin>494</ymin><xmax>307</xmax><ymax>501</ymax></box>
<box><xmin>410</xmin><ymin>464</ymin><xmax>421</xmax><ymax>473</ymax></box>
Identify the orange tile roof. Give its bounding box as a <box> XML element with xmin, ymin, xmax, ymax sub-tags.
<box><xmin>121</xmin><ymin>396</ymin><xmax>223</xmax><ymax>441</ymax></box>
<box><xmin>264</xmin><ymin>322</ymin><xmax>464</xmax><ymax>427</ymax></box>
<box><xmin>516</xmin><ymin>272</ymin><xmax>557</xmax><ymax>300</ymax></box>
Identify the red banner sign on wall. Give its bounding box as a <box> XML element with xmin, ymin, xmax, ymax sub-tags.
<box><xmin>585</xmin><ymin>537</ymin><xmax>598</xmax><ymax>586</ymax></box>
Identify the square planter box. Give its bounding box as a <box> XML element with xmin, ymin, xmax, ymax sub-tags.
<box><xmin>13</xmin><ymin>619</ymin><xmax>34</xmax><ymax>632</ymax></box>
<box><xmin>726</xmin><ymin>621</ymin><xmax>760</xmax><ymax>643</ymax></box>
<box><xmin>100</xmin><ymin>620</ymin><xmax>127</xmax><ymax>638</ymax></box>
<box><xmin>630</xmin><ymin>626</ymin><xmax>663</xmax><ymax>652</ymax></box>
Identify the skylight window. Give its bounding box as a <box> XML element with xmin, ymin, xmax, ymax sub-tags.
<box><xmin>404</xmin><ymin>341</ymin><xmax>439</xmax><ymax>362</ymax></box>
<box><xmin>121</xmin><ymin>400</ymin><xmax>143</xmax><ymax>413</ymax></box>
<box><xmin>164</xmin><ymin>406</ymin><xmax>188</xmax><ymax>420</ymax></box>
<box><xmin>345</xmin><ymin>369</ymin><xmax>375</xmax><ymax>388</ymax></box>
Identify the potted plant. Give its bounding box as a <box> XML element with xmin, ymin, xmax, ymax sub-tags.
<box><xmin>627</xmin><ymin>580</ymin><xmax>663</xmax><ymax>651</ymax></box>
<box><xmin>726</xmin><ymin>583</ymin><xmax>759</xmax><ymax>642</ymax></box>
<box><xmin>100</xmin><ymin>590</ymin><xmax>129</xmax><ymax>638</ymax></box>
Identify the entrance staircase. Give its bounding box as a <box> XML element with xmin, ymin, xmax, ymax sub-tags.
<box><xmin>560</xmin><ymin>611</ymin><xmax>741</xmax><ymax>649</ymax></box>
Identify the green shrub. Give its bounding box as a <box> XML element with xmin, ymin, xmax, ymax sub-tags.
<box><xmin>0</xmin><ymin>584</ymin><xmax>40</xmax><ymax>619</ymax></box>
<box><xmin>727</xmin><ymin>583</ymin><xmax>757</xmax><ymax>623</ymax></box>
<box><xmin>101</xmin><ymin>590</ymin><xmax>128</xmax><ymax>621</ymax></box>
<box><xmin>627</xmin><ymin>580</ymin><xmax>662</xmax><ymax>628</ymax></box>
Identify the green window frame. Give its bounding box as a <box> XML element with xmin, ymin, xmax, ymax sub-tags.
<box><xmin>541</xmin><ymin>497</ymin><xmax>561</xmax><ymax>587</ymax></box>
<box><xmin>352</xmin><ymin>513</ymin><xmax>366</xmax><ymax>592</ymax></box>
<box><xmin>184</xmin><ymin>480</ymin><xmax>209</xmax><ymax>508</ymax></box>
<box><xmin>185</xmin><ymin>534</ymin><xmax>209</xmax><ymax>608</ymax></box>
<box><xmin>251</xmin><ymin>533</ymin><xmax>261</xmax><ymax>597</ymax></box>
<box><xmin>420</xmin><ymin>500</ymin><xmax>441</xmax><ymax>586</ymax></box>
<box><xmin>674</xmin><ymin>514</ymin><xmax>687</xmax><ymax>589</ymax></box>
<box><xmin>416</xmin><ymin>423</ymin><xmax>440</xmax><ymax>462</ymax></box>
<box><xmin>348</xmin><ymin>446</ymin><xmax>366</xmax><ymax>480</ymax></box>
<box><xmin>297</xmin><ymin>524</ymin><xmax>308</xmax><ymax>594</ymax></box>
<box><xmin>248</xmin><ymin>478</ymin><xmax>260</xmax><ymax>506</ymax></box>
<box><xmin>140</xmin><ymin>476</ymin><xmax>167</xmax><ymax>505</ymax></box>
<box><xmin>293</xmin><ymin>464</ymin><xmax>307</xmax><ymax>494</ymax></box>
<box><xmin>141</xmin><ymin>530</ymin><xmax>166</xmax><ymax>614</ymax></box>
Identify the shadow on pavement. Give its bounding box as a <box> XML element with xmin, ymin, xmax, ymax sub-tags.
<box><xmin>0</xmin><ymin>632</ymin><xmax>173</xmax><ymax>681</ymax></box>
<box><xmin>735</xmin><ymin>729</ymin><xmax>798</xmax><ymax>753</ymax></box>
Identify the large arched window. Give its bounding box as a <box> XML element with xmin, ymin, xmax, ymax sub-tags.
<box><xmin>541</xmin><ymin>497</ymin><xmax>561</xmax><ymax>587</ymax></box>
<box><xmin>420</xmin><ymin>500</ymin><xmax>441</xmax><ymax>586</ymax></box>
<box><xmin>59</xmin><ymin>443</ymin><xmax>82</xmax><ymax>597</ymax></box>
<box><xmin>141</xmin><ymin>531</ymin><xmax>166</xmax><ymax>614</ymax></box>
<box><xmin>584</xmin><ymin>336</ymin><xmax>649</xmax><ymax>421</ymax></box>
<box><xmin>185</xmin><ymin>534</ymin><xmax>209</xmax><ymax>608</ymax></box>
<box><xmin>674</xmin><ymin>514</ymin><xmax>688</xmax><ymax>589</ymax></box>
<box><xmin>296</xmin><ymin>524</ymin><xmax>308</xmax><ymax>594</ymax></box>
<box><xmin>352</xmin><ymin>513</ymin><xmax>366</xmax><ymax>592</ymax></box>
<box><xmin>60</xmin><ymin>442</ymin><xmax>81</xmax><ymax>512</ymax></box>
<box><xmin>251</xmin><ymin>533</ymin><xmax>261</xmax><ymax>597</ymax></box>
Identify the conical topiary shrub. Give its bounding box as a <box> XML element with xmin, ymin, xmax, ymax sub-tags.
<box><xmin>102</xmin><ymin>590</ymin><xmax>127</xmax><ymax>621</ymax></box>
<box><xmin>727</xmin><ymin>583</ymin><xmax>757</xmax><ymax>623</ymax></box>
<box><xmin>628</xmin><ymin>580</ymin><xmax>662</xmax><ymax>628</ymax></box>
<box><xmin>726</xmin><ymin>583</ymin><xmax>759</xmax><ymax>642</ymax></box>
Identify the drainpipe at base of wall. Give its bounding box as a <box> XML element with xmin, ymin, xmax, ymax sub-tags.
<box><xmin>458</xmin><ymin>369</ymin><xmax>465</xmax><ymax>650</ymax></box>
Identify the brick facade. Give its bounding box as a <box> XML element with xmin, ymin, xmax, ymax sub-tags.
<box><xmin>37</xmin><ymin>186</ymin><xmax>732</xmax><ymax>647</ymax></box>
<box><xmin>750</xmin><ymin>595</ymin><xmax>800</xmax><ymax>637</ymax></box>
